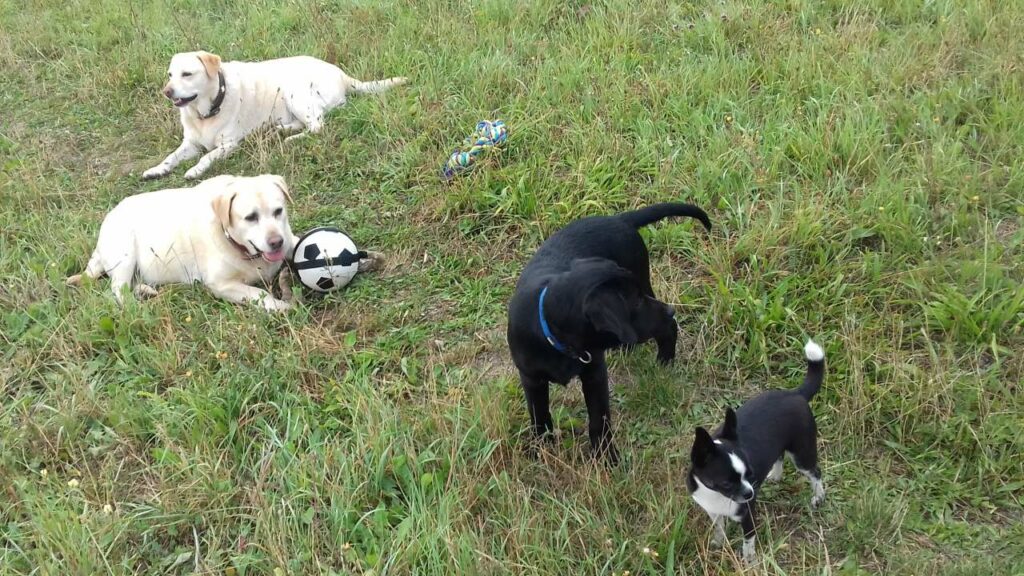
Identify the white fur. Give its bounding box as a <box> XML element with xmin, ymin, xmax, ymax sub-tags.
<box><xmin>692</xmin><ymin>477</ymin><xmax>741</xmax><ymax>521</ymax></box>
<box><xmin>67</xmin><ymin>175</ymin><xmax>296</xmax><ymax>311</ymax></box>
<box><xmin>728</xmin><ymin>452</ymin><xmax>755</xmax><ymax>495</ymax></box>
<box><xmin>710</xmin><ymin>515</ymin><xmax>727</xmax><ymax>547</ymax></box>
<box><xmin>742</xmin><ymin>536</ymin><xmax>757</xmax><ymax>563</ymax></box>
<box><xmin>801</xmin><ymin>469</ymin><xmax>826</xmax><ymax>507</ymax></box>
<box><xmin>728</xmin><ymin>452</ymin><xmax>746</xmax><ymax>476</ymax></box>
<box><xmin>766</xmin><ymin>459</ymin><xmax>784</xmax><ymax>482</ymax></box>
<box><xmin>804</xmin><ymin>339</ymin><xmax>824</xmax><ymax>362</ymax></box>
<box><xmin>143</xmin><ymin>52</ymin><xmax>406</xmax><ymax>180</ymax></box>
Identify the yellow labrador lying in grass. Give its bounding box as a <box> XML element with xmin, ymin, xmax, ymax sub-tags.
<box><xmin>68</xmin><ymin>175</ymin><xmax>299</xmax><ymax>311</ymax></box>
<box><xmin>143</xmin><ymin>51</ymin><xmax>406</xmax><ymax>180</ymax></box>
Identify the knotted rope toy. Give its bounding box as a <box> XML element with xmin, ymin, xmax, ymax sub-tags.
<box><xmin>442</xmin><ymin>120</ymin><xmax>508</xmax><ymax>179</ymax></box>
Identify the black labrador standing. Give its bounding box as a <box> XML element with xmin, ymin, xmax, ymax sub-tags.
<box><xmin>507</xmin><ymin>203</ymin><xmax>711</xmax><ymax>462</ymax></box>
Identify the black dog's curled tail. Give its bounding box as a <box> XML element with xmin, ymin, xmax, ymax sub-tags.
<box><xmin>798</xmin><ymin>340</ymin><xmax>826</xmax><ymax>400</ymax></box>
<box><xmin>619</xmin><ymin>202</ymin><xmax>712</xmax><ymax>231</ymax></box>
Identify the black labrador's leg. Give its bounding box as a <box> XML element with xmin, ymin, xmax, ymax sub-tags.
<box><xmin>580</xmin><ymin>357</ymin><xmax>619</xmax><ymax>464</ymax></box>
<box><xmin>739</xmin><ymin>500</ymin><xmax>758</xmax><ymax>564</ymax></box>
<box><xmin>521</xmin><ymin>375</ymin><xmax>553</xmax><ymax>440</ymax></box>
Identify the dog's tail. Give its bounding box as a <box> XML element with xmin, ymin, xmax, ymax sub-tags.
<box><xmin>349</xmin><ymin>76</ymin><xmax>408</xmax><ymax>95</ymax></box>
<box><xmin>797</xmin><ymin>340</ymin><xmax>825</xmax><ymax>400</ymax></box>
<box><xmin>618</xmin><ymin>202</ymin><xmax>711</xmax><ymax>231</ymax></box>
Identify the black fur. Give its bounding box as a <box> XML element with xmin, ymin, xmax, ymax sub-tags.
<box><xmin>507</xmin><ymin>202</ymin><xmax>711</xmax><ymax>463</ymax></box>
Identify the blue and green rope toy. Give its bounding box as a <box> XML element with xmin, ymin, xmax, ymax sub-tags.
<box><xmin>442</xmin><ymin>120</ymin><xmax>508</xmax><ymax>179</ymax></box>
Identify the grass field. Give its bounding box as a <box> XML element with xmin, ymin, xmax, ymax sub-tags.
<box><xmin>2</xmin><ymin>0</ymin><xmax>1023</xmax><ymax>574</ymax></box>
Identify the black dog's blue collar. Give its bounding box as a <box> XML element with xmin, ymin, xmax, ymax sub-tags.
<box><xmin>538</xmin><ymin>286</ymin><xmax>591</xmax><ymax>363</ymax></box>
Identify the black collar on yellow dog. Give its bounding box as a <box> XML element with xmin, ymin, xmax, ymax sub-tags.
<box><xmin>198</xmin><ymin>71</ymin><xmax>227</xmax><ymax>120</ymax></box>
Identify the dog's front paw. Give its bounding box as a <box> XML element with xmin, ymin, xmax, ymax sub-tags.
<box><xmin>522</xmin><ymin>429</ymin><xmax>557</xmax><ymax>460</ymax></box>
<box><xmin>183</xmin><ymin>166</ymin><xmax>205</xmax><ymax>180</ymax></box>
<box><xmin>742</xmin><ymin>537</ymin><xmax>757</xmax><ymax>564</ymax></box>
<box><xmin>811</xmin><ymin>491</ymin><xmax>825</xmax><ymax>508</ymax></box>
<box><xmin>710</xmin><ymin>517</ymin><xmax>728</xmax><ymax>548</ymax></box>
<box><xmin>606</xmin><ymin>444</ymin><xmax>620</xmax><ymax>466</ymax></box>
<box><xmin>276</xmin><ymin>267</ymin><xmax>298</xmax><ymax>302</ymax></box>
<box><xmin>806</xmin><ymin>473</ymin><xmax>826</xmax><ymax>508</ymax></box>
<box><xmin>262</xmin><ymin>297</ymin><xmax>292</xmax><ymax>312</ymax></box>
<box><xmin>133</xmin><ymin>284</ymin><xmax>159</xmax><ymax>300</ymax></box>
<box><xmin>142</xmin><ymin>166</ymin><xmax>169</xmax><ymax>180</ymax></box>
<box><xmin>357</xmin><ymin>251</ymin><xmax>386</xmax><ymax>273</ymax></box>
<box><xmin>591</xmin><ymin>441</ymin><xmax>620</xmax><ymax>466</ymax></box>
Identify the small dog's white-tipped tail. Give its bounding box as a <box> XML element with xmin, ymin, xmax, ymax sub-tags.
<box><xmin>804</xmin><ymin>340</ymin><xmax>824</xmax><ymax>362</ymax></box>
<box><xmin>350</xmin><ymin>76</ymin><xmax>408</xmax><ymax>95</ymax></box>
<box><xmin>797</xmin><ymin>339</ymin><xmax>825</xmax><ymax>400</ymax></box>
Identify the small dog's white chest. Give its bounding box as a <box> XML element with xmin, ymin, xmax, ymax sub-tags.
<box><xmin>692</xmin><ymin>478</ymin><xmax>741</xmax><ymax>520</ymax></box>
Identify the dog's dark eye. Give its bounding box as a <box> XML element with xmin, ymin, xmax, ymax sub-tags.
<box><xmin>273</xmin><ymin>208</ymin><xmax>283</xmax><ymax>218</ymax></box>
<box><xmin>182</xmin><ymin>72</ymin><xmax>193</xmax><ymax>77</ymax></box>
<box><xmin>244</xmin><ymin>212</ymin><xmax>258</xmax><ymax>222</ymax></box>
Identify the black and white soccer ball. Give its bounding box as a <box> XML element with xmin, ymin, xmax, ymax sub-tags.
<box><xmin>291</xmin><ymin>227</ymin><xmax>365</xmax><ymax>293</ymax></box>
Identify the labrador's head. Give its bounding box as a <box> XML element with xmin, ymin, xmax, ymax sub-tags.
<box><xmin>211</xmin><ymin>175</ymin><xmax>295</xmax><ymax>263</ymax></box>
<box><xmin>162</xmin><ymin>51</ymin><xmax>222</xmax><ymax>108</ymax></box>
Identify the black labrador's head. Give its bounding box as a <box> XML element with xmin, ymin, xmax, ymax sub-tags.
<box><xmin>553</xmin><ymin>258</ymin><xmax>674</xmax><ymax>348</ymax></box>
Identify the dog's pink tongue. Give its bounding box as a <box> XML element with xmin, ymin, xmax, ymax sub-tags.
<box><xmin>263</xmin><ymin>249</ymin><xmax>285</xmax><ymax>263</ymax></box>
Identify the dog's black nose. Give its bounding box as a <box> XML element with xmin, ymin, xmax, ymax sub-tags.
<box><xmin>268</xmin><ymin>237</ymin><xmax>284</xmax><ymax>251</ymax></box>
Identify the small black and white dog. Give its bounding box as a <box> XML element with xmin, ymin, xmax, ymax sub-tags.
<box><xmin>687</xmin><ymin>340</ymin><xmax>826</xmax><ymax>563</ymax></box>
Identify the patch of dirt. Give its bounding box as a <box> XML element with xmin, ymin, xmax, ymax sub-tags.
<box><xmin>445</xmin><ymin>326</ymin><xmax>513</xmax><ymax>382</ymax></box>
<box><xmin>994</xmin><ymin>217</ymin><xmax>1020</xmax><ymax>244</ymax></box>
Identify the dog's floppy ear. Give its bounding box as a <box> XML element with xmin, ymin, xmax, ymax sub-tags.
<box><xmin>720</xmin><ymin>407</ymin><xmax>738</xmax><ymax>441</ymax></box>
<box><xmin>692</xmin><ymin>427</ymin><xmax>715</xmax><ymax>465</ymax></box>
<box><xmin>584</xmin><ymin>288</ymin><xmax>638</xmax><ymax>345</ymax></box>
<box><xmin>575</xmin><ymin>258</ymin><xmax>639</xmax><ymax>345</ymax></box>
<box><xmin>196</xmin><ymin>51</ymin><xmax>222</xmax><ymax>78</ymax></box>
<box><xmin>211</xmin><ymin>190</ymin><xmax>237</xmax><ymax>229</ymax></box>
<box><xmin>267</xmin><ymin>175</ymin><xmax>292</xmax><ymax>203</ymax></box>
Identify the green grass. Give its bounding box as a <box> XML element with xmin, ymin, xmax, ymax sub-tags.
<box><xmin>2</xmin><ymin>0</ymin><xmax>1023</xmax><ymax>574</ymax></box>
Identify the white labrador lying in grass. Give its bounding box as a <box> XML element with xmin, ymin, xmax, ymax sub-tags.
<box><xmin>68</xmin><ymin>174</ymin><xmax>298</xmax><ymax>311</ymax></box>
<box><xmin>142</xmin><ymin>51</ymin><xmax>406</xmax><ymax>180</ymax></box>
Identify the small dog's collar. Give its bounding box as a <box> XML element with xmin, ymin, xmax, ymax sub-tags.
<box><xmin>538</xmin><ymin>286</ymin><xmax>592</xmax><ymax>364</ymax></box>
<box><xmin>223</xmin><ymin>228</ymin><xmax>261</xmax><ymax>261</ymax></box>
<box><xmin>198</xmin><ymin>71</ymin><xmax>227</xmax><ymax>120</ymax></box>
